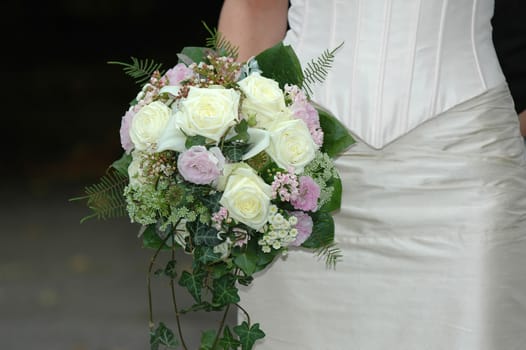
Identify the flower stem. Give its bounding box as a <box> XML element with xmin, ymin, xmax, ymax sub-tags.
<box><xmin>212</xmin><ymin>303</ymin><xmax>231</xmax><ymax>349</ymax></box>
<box><xmin>170</xmin><ymin>233</ymin><xmax>188</xmax><ymax>350</ymax></box>
<box><xmin>147</xmin><ymin>230</ymin><xmax>174</xmax><ymax>330</ymax></box>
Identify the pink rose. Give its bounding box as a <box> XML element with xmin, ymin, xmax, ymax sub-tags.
<box><xmin>290</xmin><ymin>176</ymin><xmax>320</xmax><ymax>212</ymax></box>
<box><xmin>177</xmin><ymin>146</ymin><xmax>225</xmax><ymax>185</ymax></box>
<box><xmin>165</xmin><ymin>63</ymin><xmax>194</xmax><ymax>86</ymax></box>
<box><xmin>119</xmin><ymin>109</ymin><xmax>136</xmax><ymax>154</ymax></box>
<box><xmin>289</xmin><ymin>211</ymin><xmax>313</xmax><ymax>246</ymax></box>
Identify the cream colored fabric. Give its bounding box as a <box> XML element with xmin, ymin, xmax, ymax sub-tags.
<box><xmin>284</xmin><ymin>0</ymin><xmax>505</xmax><ymax>149</ymax></box>
<box><xmin>238</xmin><ymin>84</ymin><xmax>526</xmax><ymax>349</ymax></box>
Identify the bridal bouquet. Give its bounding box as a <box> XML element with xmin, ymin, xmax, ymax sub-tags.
<box><xmin>73</xmin><ymin>26</ymin><xmax>353</xmax><ymax>350</ymax></box>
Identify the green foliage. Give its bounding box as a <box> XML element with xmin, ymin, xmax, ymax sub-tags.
<box><xmin>301</xmin><ymin>211</ymin><xmax>342</xmax><ymax>268</ymax></box>
<box><xmin>149</xmin><ymin>322</ymin><xmax>179</xmax><ymax>350</ymax></box>
<box><xmin>203</xmin><ymin>21</ymin><xmax>239</xmax><ymax>59</ymax></box>
<box><xmin>254</xmin><ymin>42</ymin><xmax>304</xmax><ymax>89</ymax></box>
<box><xmin>316</xmin><ymin>102</ymin><xmax>355</xmax><ymax>157</ymax></box>
<box><xmin>302</xmin><ymin>42</ymin><xmax>344</xmax><ymax>97</ymax></box>
<box><xmin>70</xmin><ymin>168</ymin><xmax>128</xmax><ymax>223</ymax></box>
<box><xmin>111</xmin><ymin>152</ymin><xmax>132</xmax><ymax>176</ymax></box>
<box><xmin>108</xmin><ymin>57</ymin><xmax>164</xmax><ymax>86</ymax></box>
<box><xmin>233</xmin><ymin>322</ymin><xmax>265</xmax><ymax>350</ymax></box>
<box><xmin>318</xmin><ymin>174</ymin><xmax>343</xmax><ymax>213</ymax></box>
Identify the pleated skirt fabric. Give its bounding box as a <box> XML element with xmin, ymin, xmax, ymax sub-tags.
<box><xmin>237</xmin><ymin>83</ymin><xmax>526</xmax><ymax>350</ymax></box>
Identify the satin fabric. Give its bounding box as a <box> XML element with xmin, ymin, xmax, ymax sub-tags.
<box><xmin>284</xmin><ymin>0</ymin><xmax>505</xmax><ymax>149</ymax></box>
<box><xmin>238</xmin><ymin>84</ymin><xmax>526</xmax><ymax>349</ymax></box>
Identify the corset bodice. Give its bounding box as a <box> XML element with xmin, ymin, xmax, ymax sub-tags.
<box><xmin>284</xmin><ymin>0</ymin><xmax>506</xmax><ymax>148</ymax></box>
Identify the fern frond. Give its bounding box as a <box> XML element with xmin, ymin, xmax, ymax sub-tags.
<box><xmin>70</xmin><ymin>170</ymin><xmax>129</xmax><ymax>223</ymax></box>
<box><xmin>107</xmin><ymin>57</ymin><xmax>164</xmax><ymax>86</ymax></box>
<box><xmin>302</xmin><ymin>42</ymin><xmax>344</xmax><ymax>97</ymax></box>
<box><xmin>202</xmin><ymin>21</ymin><xmax>239</xmax><ymax>59</ymax></box>
<box><xmin>314</xmin><ymin>242</ymin><xmax>343</xmax><ymax>269</ymax></box>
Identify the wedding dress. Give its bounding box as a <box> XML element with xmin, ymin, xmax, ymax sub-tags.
<box><xmin>238</xmin><ymin>0</ymin><xmax>526</xmax><ymax>349</ymax></box>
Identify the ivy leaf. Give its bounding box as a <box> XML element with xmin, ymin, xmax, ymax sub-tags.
<box><xmin>222</xmin><ymin>142</ymin><xmax>251</xmax><ymax>162</ymax></box>
<box><xmin>188</xmin><ymin>220</ymin><xmax>222</xmax><ymax>247</ymax></box>
<box><xmin>301</xmin><ymin>211</ymin><xmax>334</xmax><ymax>249</ymax></box>
<box><xmin>149</xmin><ymin>322</ymin><xmax>179</xmax><ymax>350</ymax></box>
<box><xmin>142</xmin><ymin>225</ymin><xmax>170</xmax><ymax>250</ymax></box>
<box><xmin>178</xmin><ymin>270</ymin><xmax>205</xmax><ymax>302</ymax></box>
<box><xmin>212</xmin><ymin>274</ymin><xmax>240</xmax><ymax>306</ymax></box>
<box><xmin>194</xmin><ymin>245</ymin><xmax>222</xmax><ymax>265</ymax></box>
<box><xmin>233</xmin><ymin>322</ymin><xmax>265</xmax><ymax>350</ymax></box>
<box><xmin>199</xmin><ymin>329</ymin><xmax>217</xmax><ymax>350</ymax></box>
<box><xmin>164</xmin><ymin>260</ymin><xmax>177</xmax><ymax>279</ymax></box>
<box><xmin>233</xmin><ymin>250</ymin><xmax>257</xmax><ymax>276</ymax></box>
<box><xmin>219</xmin><ymin>326</ymin><xmax>241</xmax><ymax>350</ymax></box>
<box><xmin>197</xmin><ymin>191</ymin><xmax>223</xmax><ymax>213</ymax></box>
<box><xmin>185</xmin><ymin>134</ymin><xmax>208</xmax><ymax>148</ymax></box>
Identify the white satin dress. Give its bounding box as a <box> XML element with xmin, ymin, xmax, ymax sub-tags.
<box><xmin>238</xmin><ymin>1</ymin><xmax>526</xmax><ymax>349</ymax></box>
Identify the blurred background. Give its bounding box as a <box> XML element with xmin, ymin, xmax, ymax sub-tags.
<box><xmin>0</xmin><ymin>1</ymin><xmax>229</xmax><ymax>349</ymax></box>
<box><xmin>0</xmin><ymin>1</ymin><xmax>524</xmax><ymax>349</ymax></box>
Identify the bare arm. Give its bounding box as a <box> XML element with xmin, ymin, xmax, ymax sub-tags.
<box><xmin>218</xmin><ymin>0</ymin><xmax>289</xmax><ymax>62</ymax></box>
<box><xmin>519</xmin><ymin>110</ymin><xmax>526</xmax><ymax>137</ymax></box>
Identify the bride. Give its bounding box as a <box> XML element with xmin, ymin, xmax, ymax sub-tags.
<box><xmin>218</xmin><ymin>0</ymin><xmax>526</xmax><ymax>349</ymax></box>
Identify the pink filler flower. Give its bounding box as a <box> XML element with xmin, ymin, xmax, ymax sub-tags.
<box><xmin>289</xmin><ymin>211</ymin><xmax>314</xmax><ymax>246</ymax></box>
<box><xmin>291</xmin><ymin>175</ymin><xmax>320</xmax><ymax>212</ymax></box>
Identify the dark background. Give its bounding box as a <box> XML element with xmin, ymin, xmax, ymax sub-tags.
<box><xmin>0</xmin><ymin>2</ymin><xmax>227</xmax><ymax>349</ymax></box>
<box><xmin>2</xmin><ymin>0</ymin><xmax>224</xmax><ymax>191</ymax></box>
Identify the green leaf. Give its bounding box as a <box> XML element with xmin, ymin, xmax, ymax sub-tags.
<box><xmin>111</xmin><ymin>152</ymin><xmax>132</xmax><ymax>176</ymax></box>
<box><xmin>69</xmin><ymin>168</ymin><xmax>128</xmax><ymax>223</ymax></box>
<box><xmin>149</xmin><ymin>322</ymin><xmax>179</xmax><ymax>350</ymax></box>
<box><xmin>188</xmin><ymin>220</ymin><xmax>222</xmax><ymax>247</ymax></box>
<box><xmin>212</xmin><ymin>274</ymin><xmax>240</xmax><ymax>306</ymax></box>
<box><xmin>233</xmin><ymin>250</ymin><xmax>257</xmax><ymax>276</ymax></box>
<box><xmin>108</xmin><ymin>57</ymin><xmax>164</xmax><ymax>86</ymax></box>
<box><xmin>164</xmin><ymin>260</ymin><xmax>178</xmax><ymax>279</ymax></box>
<box><xmin>142</xmin><ymin>225</ymin><xmax>170</xmax><ymax>250</ymax></box>
<box><xmin>318</xmin><ymin>175</ymin><xmax>343</xmax><ymax>213</ymax></box>
<box><xmin>255</xmin><ymin>42</ymin><xmax>304</xmax><ymax>89</ymax></box>
<box><xmin>233</xmin><ymin>322</ymin><xmax>265</xmax><ymax>350</ymax></box>
<box><xmin>199</xmin><ymin>330</ymin><xmax>217</xmax><ymax>350</ymax></box>
<box><xmin>219</xmin><ymin>326</ymin><xmax>241</xmax><ymax>350</ymax></box>
<box><xmin>316</xmin><ymin>103</ymin><xmax>355</xmax><ymax>158</ymax></box>
<box><xmin>194</xmin><ymin>245</ymin><xmax>222</xmax><ymax>265</ymax></box>
<box><xmin>222</xmin><ymin>142</ymin><xmax>251</xmax><ymax>162</ymax></box>
<box><xmin>301</xmin><ymin>211</ymin><xmax>334</xmax><ymax>249</ymax></box>
<box><xmin>185</xmin><ymin>134</ymin><xmax>208</xmax><ymax>148</ymax></box>
<box><xmin>179</xmin><ymin>270</ymin><xmax>205</xmax><ymax>302</ymax></box>
<box><xmin>179</xmin><ymin>46</ymin><xmax>208</xmax><ymax>65</ymax></box>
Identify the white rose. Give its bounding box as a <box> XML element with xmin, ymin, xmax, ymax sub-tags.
<box><xmin>266</xmin><ymin>119</ymin><xmax>317</xmax><ymax>173</ymax></box>
<box><xmin>219</xmin><ymin>164</ymin><xmax>272</xmax><ymax>230</ymax></box>
<box><xmin>129</xmin><ymin>101</ymin><xmax>172</xmax><ymax>151</ymax></box>
<box><xmin>175</xmin><ymin>86</ymin><xmax>240</xmax><ymax>141</ymax></box>
<box><xmin>238</xmin><ymin>72</ymin><xmax>287</xmax><ymax>129</ymax></box>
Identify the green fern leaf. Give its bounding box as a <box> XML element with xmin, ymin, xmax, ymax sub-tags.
<box><xmin>70</xmin><ymin>170</ymin><xmax>129</xmax><ymax>223</ymax></box>
<box><xmin>302</xmin><ymin>42</ymin><xmax>344</xmax><ymax>97</ymax></box>
<box><xmin>315</xmin><ymin>242</ymin><xmax>343</xmax><ymax>269</ymax></box>
<box><xmin>107</xmin><ymin>57</ymin><xmax>164</xmax><ymax>86</ymax></box>
<box><xmin>202</xmin><ymin>21</ymin><xmax>239</xmax><ymax>59</ymax></box>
